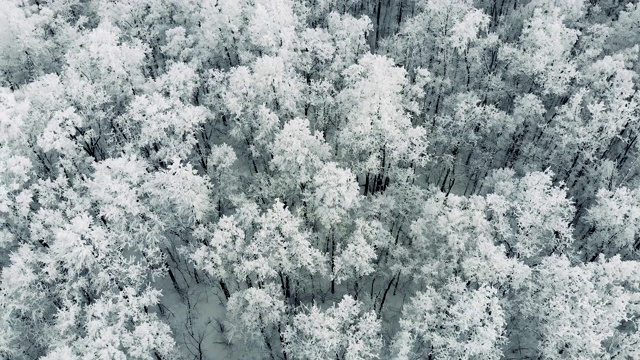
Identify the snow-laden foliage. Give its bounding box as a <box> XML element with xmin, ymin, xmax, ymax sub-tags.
<box><xmin>4</xmin><ymin>0</ymin><xmax>640</xmax><ymax>359</ymax></box>
<box><xmin>284</xmin><ymin>295</ymin><xmax>382</xmax><ymax>360</ymax></box>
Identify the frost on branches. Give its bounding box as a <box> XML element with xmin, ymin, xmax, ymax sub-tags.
<box><xmin>3</xmin><ymin>0</ymin><xmax>640</xmax><ymax>359</ymax></box>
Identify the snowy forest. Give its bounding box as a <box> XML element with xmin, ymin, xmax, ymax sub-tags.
<box><xmin>4</xmin><ymin>0</ymin><xmax>640</xmax><ymax>359</ymax></box>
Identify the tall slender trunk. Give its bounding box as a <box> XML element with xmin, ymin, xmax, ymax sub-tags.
<box><xmin>378</xmin><ymin>274</ymin><xmax>397</xmax><ymax>316</ymax></box>
<box><xmin>219</xmin><ymin>280</ymin><xmax>231</xmax><ymax>300</ymax></box>
<box><xmin>330</xmin><ymin>235</ymin><xmax>335</xmax><ymax>294</ymax></box>
<box><xmin>375</xmin><ymin>0</ymin><xmax>383</xmax><ymax>50</ymax></box>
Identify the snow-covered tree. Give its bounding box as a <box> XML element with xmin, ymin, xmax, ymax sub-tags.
<box><xmin>284</xmin><ymin>295</ymin><xmax>382</xmax><ymax>360</ymax></box>
<box><xmin>4</xmin><ymin>0</ymin><xmax>640</xmax><ymax>359</ymax></box>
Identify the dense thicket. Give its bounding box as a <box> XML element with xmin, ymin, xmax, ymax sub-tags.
<box><xmin>2</xmin><ymin>0</ymin><xmax>640</xmax><ymax>359</ymax></box>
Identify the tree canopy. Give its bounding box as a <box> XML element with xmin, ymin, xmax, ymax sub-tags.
<box><xmin>3</xmin><ymin>0</ymin><xmax>640</xmax><ymax>359</ymax></box>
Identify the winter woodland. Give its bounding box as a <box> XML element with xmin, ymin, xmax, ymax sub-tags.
<box><xmin>2</xmin><ymin>0</ymin><xmax>640</xmax><ymax>359</ymax></box>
